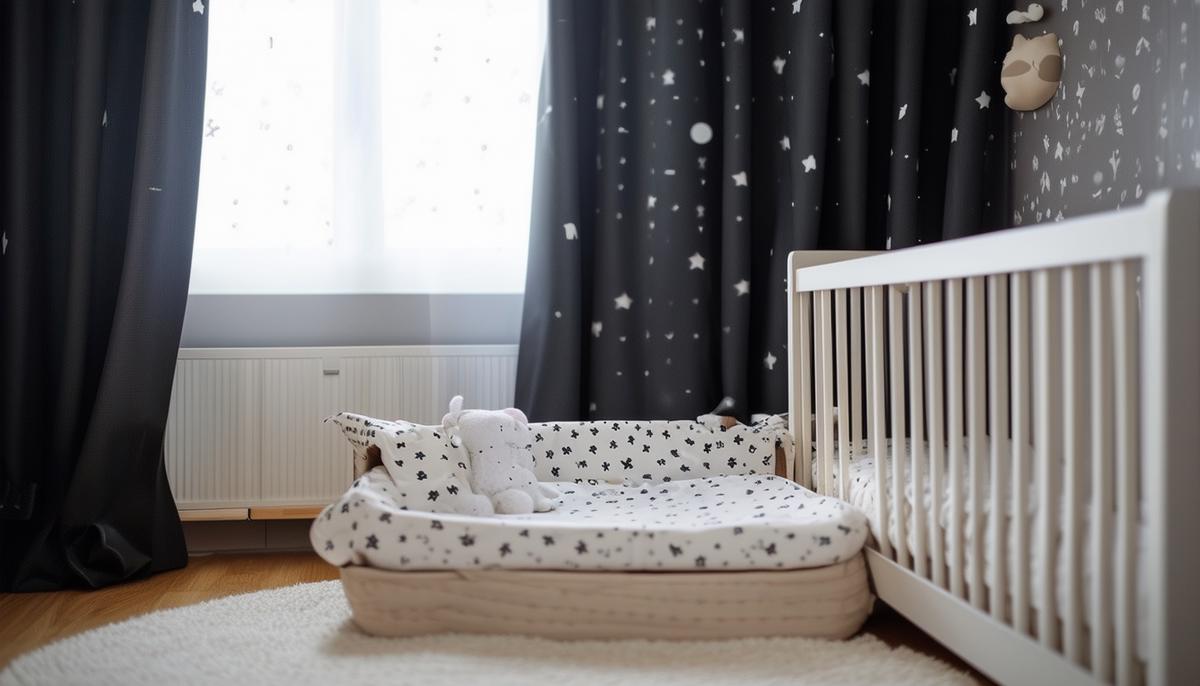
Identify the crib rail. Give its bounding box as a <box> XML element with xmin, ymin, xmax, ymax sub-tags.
<box><xmin>786</xmin><ymin>190</ymin><xmax>1200</xmax><ymax>686</ymax></box>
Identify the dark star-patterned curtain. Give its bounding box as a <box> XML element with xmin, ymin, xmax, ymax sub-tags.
<box><xmin>516</xmin><ymin>0</ymin><xmax>1008</xmax><ymax>422</ymax></box>
<box><xmin>1</xmin><ymin>0</ymin><xmax>207</xmax><ymax>591</ymax></box>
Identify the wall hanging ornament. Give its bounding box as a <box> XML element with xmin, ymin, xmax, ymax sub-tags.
<box><xmin>1006</xmin><ymin>3</ymin><xmax>1045</xmax><ymax>25</ymax></box>
<box><xmin>1001</xmin><ymin>33</ymin><xmax>1061</xmax><ymax>111</ymax></box>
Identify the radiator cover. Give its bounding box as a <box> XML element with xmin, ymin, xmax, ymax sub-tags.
<box><xmin>165</xmin><ymin>345</ymin><xmax>518</xmax><ymax>509</ymax></box>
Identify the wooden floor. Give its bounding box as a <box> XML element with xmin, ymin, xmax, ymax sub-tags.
<box><xmin>0</xmin><ymin>552</ymin><xmax>988</xmax><ymax>682</ymax></box>
<box><xmin>0</xmin><ymin>552</ymin><xmax>336</xmax><ymax>669</ymax></box>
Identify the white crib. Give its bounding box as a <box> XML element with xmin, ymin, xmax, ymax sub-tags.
<box><xmin>785</xmin><ymin>189</ymin><xmax>1199</xmax><ymax>686</ymax></box>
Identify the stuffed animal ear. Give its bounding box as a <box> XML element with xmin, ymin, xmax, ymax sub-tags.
<box><xmin>442</xmin><ymin>396</ymin><xmax>466</xmax><ymax>431</ymax></box>
<box><xmin>501</xmin><ymin>407</ymin><xmax>529</xmax><ymax>425</ymax></box>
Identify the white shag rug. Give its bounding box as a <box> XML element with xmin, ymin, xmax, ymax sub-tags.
<box><xmin>0</xmin><ymin>581</ymin><xmax>973</xmax><ymax>686</ymax></box>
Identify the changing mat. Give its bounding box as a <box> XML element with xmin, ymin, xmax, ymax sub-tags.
<box><xmin>312</xmin><ymin>467</ymin><xmax>867</xmax><ymax>572</ymax></box>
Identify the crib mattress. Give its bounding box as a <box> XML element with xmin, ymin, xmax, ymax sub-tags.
<box><xmin>816</xmin><ymin>442</ymin><xmax>1150</xmax><ymax>658</ymax></box>
<box><xmin>312</xmin><ymin>467</ymin><xmax>868</xmax><ymax>571</ymax></box>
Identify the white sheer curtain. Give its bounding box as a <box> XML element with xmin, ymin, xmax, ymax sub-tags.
<box><xmin>190</xmin><ymin>0</ymin><xmax>544</xmax><ymax>294</ymax></box>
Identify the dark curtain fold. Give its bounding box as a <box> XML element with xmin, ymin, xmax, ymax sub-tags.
<box><xmin>517</xmin><ymin>0</ymin><xmax>1007</xmax><ymax>422</ymax></box>
<box><xmin>0</xmin><ymin>0</ymin><xmax>208</xmax><ymax>591</ymax></box>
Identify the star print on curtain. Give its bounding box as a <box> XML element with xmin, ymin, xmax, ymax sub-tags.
<box><xmin>516</xmin><ymin>0</ymin><xmax>1007</xmax><ymax>422</ymax></box>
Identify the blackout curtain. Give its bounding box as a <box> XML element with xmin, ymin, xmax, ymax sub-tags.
<box><xmin>516</xmin><ymin>0</ymin><xmax>1008</xmax><ymax>422</ymax></box>
<box><xmin>0</xmin><ymin>0</ymin><xmax>208</xmax><ymax>591</ymax></box>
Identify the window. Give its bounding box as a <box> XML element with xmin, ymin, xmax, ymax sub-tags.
<box><xmin>190</xmin><ymin>0</ymin><xmax>544</xmax><ymax>294</ymax></box>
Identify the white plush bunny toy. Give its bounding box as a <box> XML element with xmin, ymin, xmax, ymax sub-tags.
<box><xmin>441</xmin><ymin>396</ymin><xmax>560</xmax><ymax>515</ymax></box>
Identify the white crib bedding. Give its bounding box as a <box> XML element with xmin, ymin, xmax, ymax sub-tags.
<box><xmin>814</xmin><ymin>441</ymin><xmax>1150</xmax><ymax>658</ymax></box>
<box><xmin>312</xmin><ymin>467</ymin><xmax>867</xmax><ymax>572</ymax></box>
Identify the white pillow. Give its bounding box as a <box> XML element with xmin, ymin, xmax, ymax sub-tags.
<box><xmin>326</xmin><ymin>412</ymin><xmax>491</xmax><ymax>515</ymax></box>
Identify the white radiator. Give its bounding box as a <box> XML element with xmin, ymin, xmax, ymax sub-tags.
<box><xmin>164</xmin><ymin>345</ymin><xmax>519</xmax><ymax>510</ymax></box>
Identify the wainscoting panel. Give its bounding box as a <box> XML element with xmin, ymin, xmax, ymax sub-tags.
<box><xmin>165</xmin><ymin>345</ymin><xmax>519</xmax><ymax>510</ymax></box>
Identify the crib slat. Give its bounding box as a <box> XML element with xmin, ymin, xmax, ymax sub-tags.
<box><xmin>1112</xmin><ymin>261</ymin><xmax>1139</xmax><ymax>686</ymax></box>
<box><xmin>851</xmin><ymin>288</ymin><xmax>863</xmax><ymax>455</ymax></box>
<box><xmin>816</xmin><ymin>293</ymin><xmax>827</xmax><ymax>492</ymax></box>
<box><xmin>966</xmin><ymin>276</ymin><xmax>986</xmax><ymax>611</ymax></box>
<box><xmin>864</xmin><ymin>291</ymin><xmax>874</xmax><ymax>448</ymax></box>
<box><xmin>888</xmin><ymin>285</ymin><xmax>910</xmax><ymax>570</ymax></box>
<box><xmin>797</xmin><ymin>292</ymin><xmax>813</xmax><ymax>490</ymax></box>
<box><xmin>908</xmin><ymin>284</ymin><xmax>928</xmax><ymax>580</ymax></box>
<box><xmin>1034</xmin><ymin>269</ymin><xmax>1061</xmax><ymax>650</ymax></box>
<box><xmin>1061</xmin><ymin>266</ymin><xmax>1085</xmax><ymax>664</ymax></box>
<box><xmin>1089</xmin><ymin>264</ymin><xmax>1114</xmax><ymax>681</ymax></box>
<box><xmin>925</xmin><ymin>281</ymin><xmax>946</xmax><ymax>590</ymax></box>
<box><xmin>987</xmin><ymin>274</ymin><xmax>1009</xmax><ymax>621</ymax></box>
<box><xmin>868</xmin><ymin>286</ymin><xmax>892</xmax><ymax>560</ymax></box>
<box><xmin>816</xmin><ymin>293</ymin><xmax>825</xmax><ymax>491</ymax></box>
<box><xmin>818</xmin><ymin>291</ymin><xmax>835</xmax><ymax>497</ymax></box>
<box><xmin>946</xmin><ymin>278</ymin><xmax>965</xmax><ymax>600</ymax></box>
<box><xmin>1010</xmin><ymin>272</ymin><xmax>1032</xmax><ymax>636</ymax></box>
<box><xmin>835</xmin><ymin>289</ymin><xmax>851</xmax><ymax>502</ymax></box>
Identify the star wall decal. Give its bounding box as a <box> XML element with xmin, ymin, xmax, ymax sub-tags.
<box><xmin>192</xmin><ymin>0</ymin><xmax>205</xmax><ymax>15</ymax></box>
<box><xmin>975</xmin><ymin>90</ymin><xmax>991</xmax><ymax>108</ymax></box>
<box><xmin>614</xmin><ymin>293</ymin><xmax>633</xmax><ymax>310</ymax></box>
<box><xmin>734</xmin><ymin>280</ymin><xmax>750</xmax><ymax>296</ymax></box>
<box><xmin>688</xmin><ymin>253</ymin><xmax>706</xmax><ymax>270</ymax></box>
<box><xmin>731</xmin><ymin>171</ymin><xmax>748</xmax><ymax>186</ymax></box>
<box><xmin>801</xmin><ymin>154</ymin><xmax>817</xmax><ymax>172</ymax></box>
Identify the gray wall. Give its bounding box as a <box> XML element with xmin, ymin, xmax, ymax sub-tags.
<box><xmin>181</xmin><ymin>294</ymin><xmax>522</xmax><ymax>348</ymax></box>
<box><xmin>1009</xmin><ymin>0</ymin><xmax>1200</xmax><ymax>225</ymax></box>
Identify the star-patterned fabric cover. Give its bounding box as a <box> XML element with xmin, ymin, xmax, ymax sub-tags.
<box><xmin>313</xmin><ymin>413</ymin><xmax>866</xmax><ymax>571</ymax></box>
<box><xmin>325</xmin><ymin>412</ymin><xmax>487</xmax><ymax>515</ymax></box>
<box><xmin>311</xmin><ymin>467</ymin><xmax>866</xmax><ymax>571</ymax></box>
<box><xmin>527</xmin><ymin>416</ymin><xmax>786</xmax><ymax>485</ymax></box>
